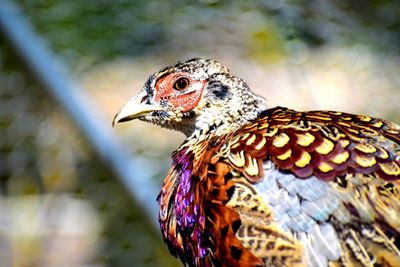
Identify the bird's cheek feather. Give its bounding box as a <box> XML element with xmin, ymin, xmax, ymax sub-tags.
<box><xmin>154</xmin><ymin>84</ymin><xmax>173</xmax><ymax>103</ymax></box>
<box><xmin>170</xmin><ymin>89</ymin><xmax>203</xmax><ymax>112</ymax></box>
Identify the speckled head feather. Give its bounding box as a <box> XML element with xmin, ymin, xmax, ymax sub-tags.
<box><xmin>113</xmin><ymin>58</ymin><xmax>267</xmax><ymax>136</ymax></box>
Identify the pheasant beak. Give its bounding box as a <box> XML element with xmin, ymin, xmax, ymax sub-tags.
<box><xmin>112</xmin><ymin>91</ymin><xmax>163</xmax><ymax>127</ymax></box>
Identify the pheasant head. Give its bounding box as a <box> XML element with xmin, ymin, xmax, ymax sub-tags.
<box><xmin>113</xmin><ymin>58</ymin><xmax>267</xmax><ymax>136</ymax></box>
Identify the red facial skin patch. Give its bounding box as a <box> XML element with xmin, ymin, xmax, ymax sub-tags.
<box><xmin>154</xmin><ymin>72</ymin><xmax>206</xmax><ymax>112</ymax></box>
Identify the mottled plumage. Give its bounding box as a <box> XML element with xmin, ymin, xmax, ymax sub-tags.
<box><xmin>113</xmin><ymin>58</ymin><xmax>400</xmax><ymax>266</ymax></box>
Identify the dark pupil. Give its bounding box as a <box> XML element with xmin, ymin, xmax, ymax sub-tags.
<box><xmin>175</xmin><ymin>78</ymin><xmax>189</xmax><ymax>90</ymax></box>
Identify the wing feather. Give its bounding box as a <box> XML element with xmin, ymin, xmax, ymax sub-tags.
<box><xmin>221</xmin><ymin>107</ymin><xmax>400</xmax><ymax>266</ymax></box>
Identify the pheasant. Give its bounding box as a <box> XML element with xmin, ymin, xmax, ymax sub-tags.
<box><xmin>113</xmin><ymin>58</ymin><xmax>400</xmax><ymax>267</ymax></box>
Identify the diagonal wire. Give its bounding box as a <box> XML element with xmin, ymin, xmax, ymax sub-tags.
<box><xmin>0</xmin><ymin>0</ymin><xmax>159</xmax><ymax>229</ymax></box>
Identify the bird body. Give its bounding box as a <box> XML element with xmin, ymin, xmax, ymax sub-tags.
<box><xmin>113</xmin><ymin>58</ymin><xmax>400</xmax><ymax>266</ymax></box>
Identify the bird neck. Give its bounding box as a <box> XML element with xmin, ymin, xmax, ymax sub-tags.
<box><xmin>185</xmin><ymin>89</ymin><xmax>267</xmax><ymax>143</ymax></box>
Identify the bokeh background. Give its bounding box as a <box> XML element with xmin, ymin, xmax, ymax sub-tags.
<box><xmin>1</xmin><ymin>1</ymin><xmax>400</xmax><ymax>266</ymax></box>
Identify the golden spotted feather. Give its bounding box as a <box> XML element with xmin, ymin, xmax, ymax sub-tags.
<box><xmin>159</xmin><ymin>106</ymin><xmax>400</xmax><ymax>266</ymax></box>
<box><xmin>218</xmin><ymin>107</ymin><xmax>400</xmax><ymax>266</ymax></box>
<box><xmin>227</xmin><ymin>107</ymin><xmax>400</xmax><ymax>182</ymax></box>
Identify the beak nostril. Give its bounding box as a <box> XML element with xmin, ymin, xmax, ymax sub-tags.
<box><xmin>140</xmin><ymin>95</ymin><xmax>149</xmax><ymax>104</ymax></box>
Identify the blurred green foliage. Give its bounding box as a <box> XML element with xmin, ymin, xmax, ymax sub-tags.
<box><xmin>16</xmin><ymin>0</ymin><xmax>400</xmax><ymax>69</ymax></box>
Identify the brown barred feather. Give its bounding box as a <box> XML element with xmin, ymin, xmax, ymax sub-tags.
<box><xmin>221</xmin><ymin>107</ymin><xmax>400</xmax><ymax>266</ymax></box>
<box><xmin>228</xmin><ymin>107</ymin><xmax>400</xmax><ymax>182</ymax></box>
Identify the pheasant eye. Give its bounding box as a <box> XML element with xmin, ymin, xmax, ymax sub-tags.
<box><xmin>173</xmin><ymin>77</ymin><xmax>190</xmax><ymax>91</ymax></box>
